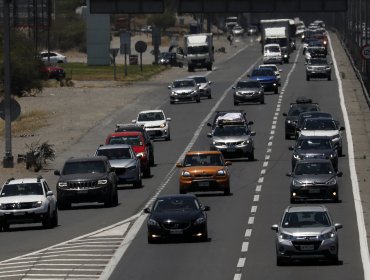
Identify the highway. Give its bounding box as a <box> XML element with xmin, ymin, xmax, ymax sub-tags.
<box><xmin>0</xmin><ymin>34</ymin><xmax>366</xmax><ymax>280</ymax></box>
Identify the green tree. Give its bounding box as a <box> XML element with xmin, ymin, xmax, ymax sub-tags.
<box><xmin>0</xmin><ymin>32</ymin><xmax>43</xmax><ymax>97</ymax></box>
<box><xmin>147</xmin><ymin>12</ymin><xmax>176</xmax><ymax>32</ymax></box>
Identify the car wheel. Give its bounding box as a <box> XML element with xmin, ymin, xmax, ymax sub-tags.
<box><xmin>180</xmin><ymin>189</ymin><xmax>187</xmax><ymax>194</ymax></box>
<box><xmin>134</xmin><ymin>177</ymin><xmax>143</xmax><ymax>188</ymax></box>
<box><xmin>201</xmin><ymin>228</ymin><xmax>208</xmax><ymax>242</ymax></box>
<box><xmin>338</xmin><ymin>147</ymin><xmax>343</xmax><ymax>157</ymax></box>
<box><xmin>306</xmin><ymin>75</ymin><xmax>310</xmax><ymax>81</ymax></box>
<box><xmin>260</xmin><ymin>97</ymin><xmax>264</xmax><ymax>104</ymax></box>
<box><xmin>248</xmin><ymin>151</ymin><xmax>255</xmax><ymax>161</ymax></box>
<box><xmin>57</xmin><ymin>199</ymin><xmax>71</xmax><ymax>210</ymax></box>
<box><xmin>234</xmin><ymin>100</ymin><xmax>239</xmax><ymax>106</ymax></box>
<box><xmin>277</xmin><ymin>256</ymin><xmax>286</xmax><ymax>266</ymax></box>
<box><xmin>165</xmin><ymin>134</ymin><xmax>171</xmax><ymax>141</ymax></box>
<box><xmin>42</xmin><ymin>209</ymin><xmax>52</xmax><ymax>229</ymax></box>
<box><xmin>330</xmin><ymin>255</ymin><xmax>339</xmax><ymax>265</ymax></box>
<box><xmin>328</xmin><ymin>76</ymin><xmax>331</xmax><ymax>81</ymax></box>
<box><xmin>1</xmin><ymin>222</ymin><xmax>10</xmax><ymax>232</ymax></box>
<box><xmin>148</xmin><ymin>235</ymin><xmax>158</xmax><ymax>244</ymax></box>
<box><xmin>290</xmin><ymin>197</ymin><xmax>296</xmax><ymax>204</ymax></box>
<box><xmin>149</xmin><ymin>154</ymin><xmax>155</xmax><ymax>166</ymax></box>
<box><xmin>196</xmin><ymin>97</ymin><xmax>200</xmax><ymax>103</ymax></box>
<box><xmin>113</xmin><ymin>188</ymin><xmax>119</xmax><ymax>206</ymax></box>
<box><xmin>207</xmin><ymin>93</ymin><xmax>212</xmax><ymax>99</ymax></box>
<box><xmin>224</xmin><ymin>187</ymin><xmax>231</xmax><ymax>196</ymax></box>
<box><xmin>51</xmin><ymin>208</ymin><xmax>58</xmax><ymax>227</ymax></box>
<box><xmin>274</xmin><ymin>88</ymin><xmax>278</xmax><ymax>94</ymax></box>
<box><xmin>285</xmin><ymin>133</ymin><xmax>290</xmax><ymax>140</ymax></box>
<box><xmin>143</xmin><ymin>166</ymin><xmax>151</xmax><ymax>178</ymax></box>
<box><xmin>170</xmin><ymin>100</ymin><xmax>174</xmax><ymax>104</ymax></box>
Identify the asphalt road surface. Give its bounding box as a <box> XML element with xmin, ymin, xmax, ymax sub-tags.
<box><xmin>0</xmin><ymin>33</ymin><xmax>367</xmax><ymax>280</ymax></box>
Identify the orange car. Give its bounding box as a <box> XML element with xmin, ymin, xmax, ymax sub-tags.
<box><xmin>176</xmin><ymin>151</ymin><xmax>231</xmax><ymax>195</ymax></box>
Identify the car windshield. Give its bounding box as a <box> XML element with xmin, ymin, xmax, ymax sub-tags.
<box><xmin>108</xmin><ymin>136</ymin><xmax>142</xmax><ymax>146</ymax></box>
<box><xmin>288</xmin><ymin>104</ymin><xmax>319</xmax><ymax>116</ymax></box>
<box><xmin>138</xmin><ymin>112</ymin><xmax>164</xmax><ymax>121</ymax></box>
<box><xmin>294</xmin><ymin>162</ymin><xmax>334</xmax><ymax>175</ymax></box>
<box><xmin>187</xmin><ymin>46</ymin><xmax>209</xmax><ymax>55</ymax></box>
<box><xmin>260</xmin><ymin>65</ymin><xmax>277</xmax><ymax>71</ymax></box>
<box><xmin>251</xmin><ymin>69</ymin><xmax>274</xmax><ymax>76</ymax></box>
<box><xmin>282</xmin><ymin>211</ymin><xmax>331</xmax><ymax>228</ymax></box>
<box><xmin>153</xmin><ymin>197</ymin><xmax>200</xmax><ymax>212</ymax></box>
<box><xmin>297</xmin><ymin>138</ymin><xmax>332</xmax><ymax>150</ymax></box>
<box><xmin>1</xmin><ymin>183</ymin><xmax>43</xmax><ymax>197</ymax></box>
<box><xmin>96</xmin><ymin>148</ymin><xmax>132</xmax><ymax>160</ymax></box>
<box><xmin>308</xmin><ymin>59</ymin><xmax>328</xmax><ymax>65</ymax></box>
<box><xmin>236</xmin><ymin>81</ymin><xmax>260</xmax><ymax>88</ymax></box>
<box><xmin>173</xmin><ymin>80</ymin><xmax>195</xmax><ymax>88</ymax></box>
<box><xmin>62</xmin><ymin>161</ymin><xmax>106</xmax><ymax>174</ymax></box>
<box><xmin>303</xmin><ymin>119</ymin><xmax>337</xmax><ymax>130</ymax></box>
<box><xmin>183</xmin><ymin>154</ymin><xmax>224</xmax><ymax>167</ymax></box>
<box><xmin>213</xmin><ymin>125</ymin><xmax>249</xmax><ymax>137</ymax></box>
<box><xmin>159</xmin><ymin>52</ymin><xmax>171</xmax><ymax>59</ymax></box>
<box><xmin>298</xmin><ymin>113</ymin><xmax>332</xmax><ymax>127</ymax></box>
<box><xmin>191</xmin><ymin>77</ymin><xmax>207</xmax><ymax>84</ymax></box>
<box><xmin>265</xmin><ymin>46</ymin><xmax>280</xmax><ymax>53</ymax></box>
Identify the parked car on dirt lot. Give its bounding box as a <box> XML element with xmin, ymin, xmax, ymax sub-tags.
<box><xmin>54</xmin><ymin>156</ymin><xmax>118</xmax><ymax>209</ymax></box>
<box><xmin>40</xmin><ymin>51</ymin><xmax>67</xmax><ymax>64</ymax></box>
<box><xmin>0</xmin><ymin>176</ymin><xmax>58</xmax><ymax>231</ymax></box>
<box><xmin>40</xmin><ymin>65</ymin><xmax>66</xmax><ymax>80</ymax></box>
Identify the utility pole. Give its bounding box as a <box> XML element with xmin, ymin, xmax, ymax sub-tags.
<box><xmin>3</xmin><ymin>0</ymin><xmax>14</xmax><ymax>168</ymax></box>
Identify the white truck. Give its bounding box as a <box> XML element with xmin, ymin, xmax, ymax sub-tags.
<box><xmin>184</xmin><ymin>33</ymin><xmax>214</xmax><ymax>72</ymax></box>
<box><xmin>264</xmin><ymin>27</ymin><xmax>290</xmax><ymax>63</ymax></box>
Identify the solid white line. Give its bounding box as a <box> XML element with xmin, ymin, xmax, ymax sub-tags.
<box><xmin>328</xmin><ymin>33</ymin><xmax>370</xmax><ymax>280</ymax></box>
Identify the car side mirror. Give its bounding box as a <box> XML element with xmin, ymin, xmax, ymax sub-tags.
<box><xmin>207</xmin><ymin>132</ymin><xmax>212</xmax><ymax>137</ymax></box>
<box><xmin>337</xmin><ymin>171</ymin><xmax>343</xmax><ymax>177</ymax></box>
<box><xmin>340</xmin><ymin>126</ymin><xmax>345</xmax><ymax>131</ymax></box>
<box><xmin>144</xmin><ymin>207</ymin><xmax>151</xmax><ymax>214</ymax></box>
<box><xmin>209</xmin><ymin>81</ymin><xmax>212</xmax><ymax>85</ymax></box>
<box><xmin>283</xmin><ymin>113</ymin><xmax>287</xmax><ymax>116</ymax></box>
<box><xmin>279</xmin><ymin>69</ymin><xmax>283</xmax><ymax>72</ymax></box>
<box><xmin>250</xmin><ymin>131</ymin><xmax>256</xmax><ymax>136</ymax></box>
<box><xmin>203</xmin><ymin>206</ymin><xmax>210</xmax><ymax>211</ymax></box>
<box><xmin>248</xmin><ymin>121</ymin><xmax>254</xmax><ymax>125</ymax></box>
<box><xmin>136</xmin><ymin>154</ymin><xmax>143</xmax><ymax>158</ymax></box>
<box><xmin>167</xmin><ymin>118</ymin><xmax>171</xmax><ymax>121</ymax></box>
<box><xmin>225</xmin><ymin>161</ymin><xmax>232</xmax><ymax>166</ymax></box>
<box><xmin>247</xmin><ymin>74</ymin><xmax>251</xmax><ymax>77</ymax></box>
<box><xmin>176</xmin><ymin>162</ymin><xmax>183</xmax><ymax>167</ymax></box>
<box><xmin>168</xmin><ymin>85</ymin><xmax>171</xmax><ymax>89</ymax></box>
<box><xmin>132</xmin><ymin>120</ymin><xmax>136</xmax><ymax>123</ymax></box>
<box><xmin>54</xmin><ymin>170</ymin><xmax>60</xmax><ymax>176</ymax></box>
<box><xmin>288</xmin><ymin>146</ymin><xmax>294</xmax><ymax>150</ymax></box>
<box><xmin>207</xmin><ymin>123</ymin><xmax>212</xmax><ymax>127</ymax></box>
<box><xmin>271</xmin><ymin>224</ymin><xmax>279</xmax><ymax>231</ymax></box>
<box><xmin>286</xmin><ymin>172</ymin><xmax>292</xmax><ymax>177</ymax></box>
<box><xmin>334</xmin><ymin>223</ymin><xmax>343</xmax><ymax>230</ymax></box>
<box><xmin>46</xmin><ymin>191</ymin><xmax>54</xmax><ymax>196</ymax></box>
<box><xmin>232</xmin><ymin>86</ymin><xmax>236</xmax><ymax>89</ymax></box>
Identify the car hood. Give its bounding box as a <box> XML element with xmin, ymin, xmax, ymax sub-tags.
<box><xmin>264</xmin><ymin>52</ymin><xmax>281</xmax><ymax>57</ymax></box>
<box><xmin>0</xmin><ymin>195</ymin><xmax>46</xmax><ymax>203</ymax></box>
<box><xmin>281</xmin><ymin>227</ymin><xmax>333</xmax><ymax>236</ymax></box>
<box><xmin>212</xmin><ymin>135</ymin><xmax>252</xmax><ymax>142</ymax></box>
<box><xmin>249</xmin><ymin>76</ymin><xmax>276</xmax><ymax>82</ymax></box>
<box><xmin>181</xmin><ymin>166</ymin><xmax>224</xmax><ymax>174</ymax></box>
<box><xmin>58</xmin><ymin>173</ymin><xmax>107</xmax><ymax>181</ymax></box>
<box><xmin>136</xmin><ymin>120</ymin><xmax>166</xmax><ymax>127</ymax></box>
<box><xmin>300</xmin><ymin>130</ymin><xmax>338</xmax><ymax>137</ymax></box>
<box><xmin>171</xmin><ymin>87</ymin><xmax>197</xmax><ymax>93</ymax></box>
<box><xmin>295</xmin><ymin>148</ymin><xmax>334</xmax><ymax>156</ymax></box>
<box><xmin>293</xmin><ymin>173</ymin><xmax>335</xmax><ymax>183</ymax></box>
<box><xmin>198</xmin><ymin>83</ymin><xmax>209</xmax><ymax>90</ymax></box>
<box><xmin>131</xmin><ymin>146</ymin><xmax>145</xmax><ymax>154</ymax></box>
<box><xmin>109</xmin><ymin>158</ymin><xmax>137</xmax><ymax>168</ymax></box>
<box><xmin>235</xmin><ymin>87</ymin><xmax>261</xmax><ymax>93</ymax></box>
<box><xmin>150</xmin><ymin>210</ymin><xmax>201</xmax><ymax>222</ymax></box>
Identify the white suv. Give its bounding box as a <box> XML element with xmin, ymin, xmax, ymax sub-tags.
<box><xmin>133</xmin><ymin>110</ymin><xmax>171</xmax><ymax>141</ymax></box>
<box><xmin>0</xmin><ymin>176</ymin><xmax>58</xmax><ymax>231</ymax></box>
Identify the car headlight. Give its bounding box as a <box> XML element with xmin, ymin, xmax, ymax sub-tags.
<box><xmin>194</xmin><ymin>216</ymin><xmax>206</xmax><ymax>225</ymax></box>
<box><xmin>0</xmin><ymin>203</ymin><xmax>7</xmax><ymax>210</ymax></box>
<box><xmin>242</xmin><ymin>140</ymin><xmax>251</xmax><ymax>145</ymax></box>
<box><xmin>326</xmin><ymin>177</ymin><xmax>337</xmax><ymax>185</ymax></box>
<box><xmin>236</xmin><ymin>91</ymin><xmax>243</xmax><ymax>96</ymax></box>
<box><xmin>292</xmin><ymin>179</ymin><xmax>304</xmax><ymax>186</ymax></box>
<box><xmin>280</xmin><ymin>233</ymin><xmax>294</xmax><ymax>240</ymax></box>
<box><xmin>286</xmin><ymin>120</ymin><xmax>292</xmax><ymax>124</ymax></box>
<box><xmin>32</xmin><ymin>201</ymin><xmax>43</xmax><ymax>208</ymax></box>
<box><xmin>307</xmin><ymin>66</ymin><xmax>313</xmax><ymax>70</ymax></box>
<box><xmin>321</xmin><ymin>231</ymin><xmax>336</xmax><ymax>239</ymax></box>
<box><xmin>293</xmin><ymin>154</ymin><xmax>301</xmax><ymax>160</ymax></box>
<box><xmin>213</xmin><ymin>141</ymin><xmax>222</xmax><ymax>146</ymax></box>
<box><xmin>137</xmin><ymin>152</ymin><xmax>147</xmax><ymax>158</ymax></box>
<box><xmin>58</xmin><ymin>182</ymin><xmax>67</xmax><ymax>187</ymax></box>
<box><xmin>98</xmin><ymin>179</ymin><xmax>108</xmax><ymax>185</ymax></box>
<box><xmin>331</xmin><ymin>134</ymin><xmax>340</xmax><ymax>142</ymax></box>
<box><xmin>325</xmin><ymin>66</ymin><xmax>331</xmax><ymax>70</ymax></box>
<box><xmin>160</xmin><ymin>122</ymin><xmax>166</xmax><ymax>128</ymax></box>
<box><xmin>171</xmin><ymin>91</ymin><xmax>177</xmax><ymax>96</ymax></box>
<box><xmin>182</xmin><ymin>171</ymin><xmax>191</xmax><ymax>177</ymax></box>
<box><xmin>217</xmin><ymin>170</ymin><xmax>226</xmax><ymax>176</ymax></box>
<box><xmin>148</xmin><ymin>218</ymin><xmax>160</xmax><ymax>227</ymax></box>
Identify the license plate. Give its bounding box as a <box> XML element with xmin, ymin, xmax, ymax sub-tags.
<box><xmin>13</xmin><ymin>212</ymin><xmax>25</xmax><ymax>216</ymax></box>
<box><xmin>300</xmin><ymin>244</ymin><xmax>314</xmax><ymax>251</ymax></box>
<box><xmin>308</xmin><ymin>188</ymin><xmax>320</xmax><ymax>194</ymax></box>
<box><xmin>170</xmin><ymin>229</ymin><xmax>183</xmax><ymax>235</ymax></box>
<box><xmin>198</xmin><ymin>182</ymin><xmax>210</xmax><ymax>187</ymax></box>
<box><xmin>78</xmin><ymin>189</ymin><xmax>88</xmax><ymax>194</ymax></box>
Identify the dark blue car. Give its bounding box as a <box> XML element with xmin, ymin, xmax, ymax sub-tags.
<box><xmin>248</xmin><ymin>68</ymin><xmax>279</xmax><ymax>94</ymax></box>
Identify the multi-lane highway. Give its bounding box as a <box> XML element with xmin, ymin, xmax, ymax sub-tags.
<box><xmin>0</xmin><ymin>33</ymin><xmax>368</xmax><ymax>280</ymax></box>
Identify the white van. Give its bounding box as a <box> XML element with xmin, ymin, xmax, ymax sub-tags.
<box><xmin>263</xmin><ymin>43</ymin><xmax>283</xmax><ymax>64</ymax></box>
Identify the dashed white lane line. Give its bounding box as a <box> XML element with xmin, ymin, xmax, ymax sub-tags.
<box><xmin>232</xmin><ymin>46</ymin><xmax>301</xmax><ymax>278</ymax></box>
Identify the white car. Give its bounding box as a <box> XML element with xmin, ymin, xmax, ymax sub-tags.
<box><xmin>187</xmin><ymin>75</ymin><xmax>212</xmax><ymax>99</ymax></box>
<box><xmin>133</xmin><ymin>110</ymin><xmax>171</xmax><ymax>141</ymax></box>
<box><xmin>258</xmin><ymin>64</ymin><xmax>282</xmax><ymax>86</ymax></box>
<box><xmin>299</xmin><ymin>117</ymin><xmax>345</xmax><ymax>156</ymax></box>
<box><xmin>263</xmin><ymin>43</ymin><xmax>283</xmax><ymax>64</ymax></box>
<box><xmin>40</xmin><ymin>51</ymin><xmax>67</xmax><ymax>64</ymax></box>
<box><xmin>0</xmin><ymin>176</ymin><xmax>58</xmax><ymax>231</ymax></box>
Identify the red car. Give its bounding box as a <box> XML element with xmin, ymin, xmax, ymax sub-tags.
<box><xmin>105</xmin><ymin>131</ymin><xmax>151</xmax><ymax>178</ymax></box>
<box><xmin>40</xmin><ymin>65</ymin><xmax>66</xmax><ymax>80</ymax></box>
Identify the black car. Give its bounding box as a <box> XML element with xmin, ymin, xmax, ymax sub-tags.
<box><xmin>289</xmin><ymin>135</ymin><xmax>338</xmax><ymax>171</ymax></box>
<box><xmin>283</xmin><ymin>97</ymin><xmax>320</xmax><ymax>139</ymax></box>
<box><xmin>287</xmin><ymin>159</ymin><xmax>342</xmax><ymax>203</ymax></box>
<box><xmin>232</xmin><ymin>80</ymin><xmax>264</xmax><ymax>105</ymax></box>
<box><xmin>54</xmin><ymin>156</ymin><xmax>118</xmax><ymax>209</ymax></box>
<box><xmin>115</xmin><ymin>123</ymin><xmax>155</xmax><ymax>166</ymax></box>
<box><xmin>306</xmin><ymin>58</ymin><xmax>332</xmax><ymax>81</ymax></box>
<box><xmin>158</xmin><ymin>52</ymin><xmax>183</xmax><ymax>67</ymax></box>
<box><xmin>144</xmin><ymin>194</ymin><xmax>210</xmax><ymax>243</ymax></box>
<box><xmin>295</xmin><ymin>111</ymin><xmax>334</xmax><ymax>139</ymax></box>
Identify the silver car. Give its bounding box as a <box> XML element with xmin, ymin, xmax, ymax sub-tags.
<box><xmin>208</xmin><ymin>124</ymin><xmax>256</xmax><ymax>161</ymax></box>
<box><xmin>271</xmin><ymin>205</ymin><xmax>342</xmax><ymax>265</ymax></box>
<box><xmin>168</xmin><ymin>79</ymin><xmax>200</xmax><ymax>104</ymax></box>
<box><xmin>95</xmin><ymin>144</ymin><xmax>142</xmax><ymax>188</ymax></box>
<box><xmin>187</xmin><ymin>75</ymin><xmax>212</xmax><ymax>99</ymax></box>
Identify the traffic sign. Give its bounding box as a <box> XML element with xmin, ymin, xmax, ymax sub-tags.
<box><xmin>360</xmin><ymin>44</ymin><xmax>370</xmax><ymax>60</ymax></box>
<box><xmin>0</xmin><ymin>98</ymin><xmax>21</xmax><ymax>122</ymax></box>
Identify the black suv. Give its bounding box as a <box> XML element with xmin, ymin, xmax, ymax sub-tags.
<box><xmin>54</xmin><ymin>156</ymin><xmax>118</xmax><ymax>209</ymax></box>
<box><xmin>282</xmin><ymin>97</ymin><xmax>319</xmax><ymax>139</ymax></box>
<box><xmin>115</xmin><ymin>123</ymin><xmax>155</xmax><ymax>166</ymax></box>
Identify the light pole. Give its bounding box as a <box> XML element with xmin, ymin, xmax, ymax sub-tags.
<box><xmin>2</xmin><ymin>0</ymin><xmax>14</xmax><ymax>168</ymax></box>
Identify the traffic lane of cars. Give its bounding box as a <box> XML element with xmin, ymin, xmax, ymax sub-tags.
<box><xmin>0</xmin><ymin>39</ymin><xmax>262</xmax><ymax>261</ymax></box>
<box><xmin>240</xmin><ymin>53</ymin><xmax>363</xmax><ymax>278</ymax></box>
